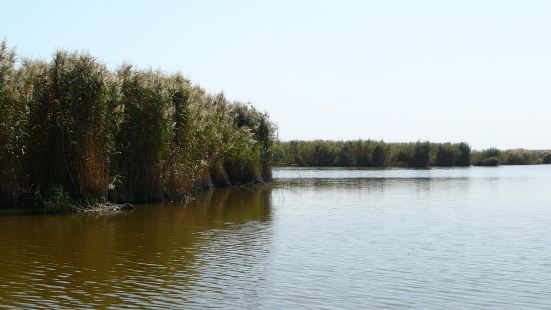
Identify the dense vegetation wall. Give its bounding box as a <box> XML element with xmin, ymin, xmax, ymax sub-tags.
<box><xmin>0</xmin><ymin>42</ymin><xmax>276</xmax><ymax>207</ymax></box>
<box><xmin>274</xmin><ymin>140</ymin><xmax>550</xmax><ymax>168</ymax></box>
<box><xmin>273</xmin><ymin>140</ymin><xmax>472</xmax><ymax>168</ymax></box>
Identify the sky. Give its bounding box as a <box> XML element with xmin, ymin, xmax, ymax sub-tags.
<box><xmin>2</xmin><ymin>0</ymin><xmax>551</xmax><ymax>149</ymax></box>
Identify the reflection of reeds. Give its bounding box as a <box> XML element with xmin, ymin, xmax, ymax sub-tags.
<box><xmin>0</xmin><ymin>41</ymin><xmax>276</xmax><ymax>207</ymax></box>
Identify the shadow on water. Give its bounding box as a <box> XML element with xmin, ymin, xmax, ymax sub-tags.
<box><xmin>0</xmin><ymin>186</ymin><xmax>273</xmax><ymax>308</ymax></box>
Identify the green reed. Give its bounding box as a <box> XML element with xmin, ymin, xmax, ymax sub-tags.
<box><xmin>0</xmin><ymin>41</ymin><xmax>276</xmax><ymax>207</ymax></box>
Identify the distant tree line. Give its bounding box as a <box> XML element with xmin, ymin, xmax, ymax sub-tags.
<box><xmin>273</xmin><ymin>140</ymin><xmax>471</xmax><ymax>167</ymax></box>
<box><xmin>471</xmin><ymin>148</ymin><xmax>551</xmax><ymax>166</ymax></box>
<box><xmin>0</xmin><ymin>42</ymin><xmax>276</xmax><ymax>208</ymax></box>
<box><xmin>274</xmin><ymin>141</ymin><xmax>551</xmax><ymax>168</ymax></box>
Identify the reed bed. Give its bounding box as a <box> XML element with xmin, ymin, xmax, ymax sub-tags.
<box><xmin>274</xmin><ymin>140</ymin><xmax>471</xmax><ymax>168</ymax></box>
<box><xmin>0</xmin><ymin>42</ymin><xmax>276</xmax><ymax>208</ymax></box>
<box><xmin>472</xmin><ymin>148</ymin><xmax>551</xmax><ymax>166</ymax></box>
<box><xmin>275</xmin><ymin>140</ymin><xmax>551</xmax><ymax>168</ymax></box>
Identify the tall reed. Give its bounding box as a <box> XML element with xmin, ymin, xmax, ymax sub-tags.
<box><xmin>111</xmin><ymin>68</ymin><xmax>171</xmax><ymax>202</ymax></box>
<box><xmin>0</xmin><ymin>42</ymin><xmax>276</xmax><ymax>208</ymax></box>
<box><xmin>25</xmin><ymin>51</ymin><xmax>113</xmax><ymax>204</ymax></box>
<box><xmin>0</xmin><ymin>42</ymin><xmax>27</xmax><ymax>206</ymax></box>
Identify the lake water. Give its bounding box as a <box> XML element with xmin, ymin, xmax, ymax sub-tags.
<box><xmin>1</xmin><ymin>166</ymin><xmax>551</xmax><ymax>309</ymax></box>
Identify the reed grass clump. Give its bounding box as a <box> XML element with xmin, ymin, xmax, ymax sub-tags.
<box><xmin>0</xmin><ymin>41</ymin><xmax>276</xmax><ymax>208</ymax></box>
<box><xmin>229</xmin><ymin>103</ymin><xmax>276</xmax><ymax>181</ymax></box>
<box><xmin>26</xmin><ymin>51</ymin><xmax>112</xmax><ymax>204</ymax></box>
<box><xmin>0</xmin><ymin>42</ymin><xmax>28</xmax><ymax>206</ymax></box>
<box><xmin>111</xmin><ymin>68</ymin><xmax>172</xmax><ymax>202</ymax></box>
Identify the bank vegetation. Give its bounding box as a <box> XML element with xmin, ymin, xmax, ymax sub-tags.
<box><xmin>0</xmin><ymin>42</ymin><xmax>276</xmax><ymax>209</ymax></box>
<box><xmin>274</xmin><ymin>140</ymin><xmax>550</xmax><ymax>168</ymax></box>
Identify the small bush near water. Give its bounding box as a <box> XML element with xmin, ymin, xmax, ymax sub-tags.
<box><xmin>0</xmin><ymin>42</ymin><xmax>276</xmax><ymax>209</ymax></box>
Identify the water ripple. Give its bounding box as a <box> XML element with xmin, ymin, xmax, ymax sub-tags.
<box><xmin>1</xmin><ymin>167</ymin><xmax>551</xmax><ymax>308</ymax></box>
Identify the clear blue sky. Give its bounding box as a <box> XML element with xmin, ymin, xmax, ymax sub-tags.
<box><xmin>2</xmin><ymin>0</ymin><xmax>551</xmax><ymax>149</ymax></box>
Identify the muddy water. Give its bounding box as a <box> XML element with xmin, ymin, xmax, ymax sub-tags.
<box><xmin>1</xmin><ymin>166</ymin><xmax>551</xmax><ymax>309</ymax></box>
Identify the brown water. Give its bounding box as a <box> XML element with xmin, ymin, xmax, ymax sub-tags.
<box><xmin>1</xmin><ymin>166</ymin><xmax>551</xmax><ymax>309</ymax></box>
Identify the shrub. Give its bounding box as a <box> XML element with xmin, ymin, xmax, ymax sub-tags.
<box><xmin>480</xmin><ymin>157</ymin><xmax>500</xmax><ymax>166</ymax></box>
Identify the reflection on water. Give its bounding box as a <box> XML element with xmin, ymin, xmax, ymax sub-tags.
<box><xmin>2</xmin><ymin>166</ymin><xmax>551</xmax><ymax>309</ymax></box>
<box><xmin>0</xmin><ymin>188</ymin><xmax>273</xmax><ymax>309</ymax></box>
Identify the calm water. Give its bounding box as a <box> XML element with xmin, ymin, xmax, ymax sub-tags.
<box><xmin>1</xmin><ymin>166</ymin><xmax>551</xmax><ymax>309</ymax></box>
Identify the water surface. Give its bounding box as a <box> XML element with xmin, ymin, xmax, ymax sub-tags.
<box><xmin>1</xmin><ymin>166</ymin><xmax>551</xmax><ymax>309</ymax></box>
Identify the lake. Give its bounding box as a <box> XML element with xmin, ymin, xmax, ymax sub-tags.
<box><xmin>1</xmin><ymin>166</ymin><xmax>551</xmax><ymax>309</ymax></box>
